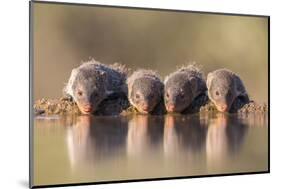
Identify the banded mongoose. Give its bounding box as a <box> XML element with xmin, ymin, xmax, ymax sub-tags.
<box><xmin>127</xmin><ymin>70</ymin><xmax>164</xmax><ymax>114</ymax></box>
<box><xmin>206</xmin><ymin>69</ymin><xmax>249</xmax><ymax>112</ymax></box>
<box><xmin>164</xmin><ymin>65</ymin><xmax>207</xmax><ymax>113</ymax></box>
<box><xmin>64</xmin><ymin>59</ymin><xmax>128</xmax><ymax>114</ymax></box>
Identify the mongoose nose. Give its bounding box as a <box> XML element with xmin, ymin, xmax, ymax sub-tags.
<box><xmin>218</xmin><ymin>104</ymin><xmax>228</xmax><ymax>112</ymax></box>
<box><xmin>141</xmin><ymin>104</ymin><xmax>149</xmax><ymax>111</ymax></box>
<box><xmin>83</xmin><ymin>104</ymin><xmax>93</xmax><ymax>113</ymax></box>
<box><xmin>167</xmin><ymin>105</ymin><xmax>175</xmax><ymax>112</ymax></box>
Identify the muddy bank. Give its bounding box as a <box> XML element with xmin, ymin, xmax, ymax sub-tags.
<box><xmin>34</xmin><ymin>96</ymin><xmax>268</xmax><ymax>116</ymax></box>
<box><xmin>199</xmin><ymin>100</ymin><xmax>268</xmax><ymax>114</ymax></box>
<box><xmin>34</xmin><ymin>95</ymin><xmax>130</xmax><ymax>116</ymax></box>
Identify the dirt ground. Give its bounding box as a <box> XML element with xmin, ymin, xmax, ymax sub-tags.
<box><xmin>33</xmin><ymin>95</ymin><xmax>268</xmax><ymax>116</ymax></box>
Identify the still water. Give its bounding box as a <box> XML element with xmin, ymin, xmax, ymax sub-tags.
<box><xmin>33</xmin><ymin>113</ymin><xmax>268</xmax><ymax>186</ymax></box>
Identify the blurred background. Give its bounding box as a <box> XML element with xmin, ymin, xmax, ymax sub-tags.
<box><xmin>33</xmin><ymin>3</ymin><xmax>268</xmax><ymax>103</ymax></box>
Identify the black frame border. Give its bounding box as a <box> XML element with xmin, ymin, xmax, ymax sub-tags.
<box><xmin>29</xmin><ymin>0</ymin><xmax>270</xmax><ymax>188</ymax></box>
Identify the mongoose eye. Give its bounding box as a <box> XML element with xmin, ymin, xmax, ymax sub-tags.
<box><xmin>215</xmin><ymin>91</ymin><xmax>220</xmax><ymax>96</ymax></box>
<box><xmin>166</xmin><ymin>93</ymin><xmax>169</xmax><ymax>98</ymax></box>
<box><xmin>77</xmin><ymin>90</ymin><xmax>83</xmax><ymax>96</ymax></box>
<box><xmin>135</xmin><ymin>94</ymin><xmax>140</xmax><ymax>99</ymax></box>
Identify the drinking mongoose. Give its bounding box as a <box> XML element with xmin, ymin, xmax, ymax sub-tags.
<box><xmin>64</xmin><ymin>59</ymin><xmax>128</xmax><ymax>114</ymax></box>
<box><xmin>164</xmin><ymin>65</ymin><xmax>207</xmax><ymax>113</ymax></box>
<box><xmin>127</xmin><ymin>69</ymin><xmax>164</xmax><ymax>114</ymax></box>
<box><xmin>206</xmin><ymin>69</ymin><xmax>249</xmax><ymax>112</ymax></box>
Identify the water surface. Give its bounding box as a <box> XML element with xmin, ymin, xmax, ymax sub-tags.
<box><xmin>33</xmin><ymin>113</ymin><xmax>268</xmax><ymax>186</ymax></box>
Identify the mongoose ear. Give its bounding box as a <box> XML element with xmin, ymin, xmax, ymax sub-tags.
<box><xmin>206</xmin><ymin>73</ymin><xmax>213</xmax><ymax>89</ymax></box>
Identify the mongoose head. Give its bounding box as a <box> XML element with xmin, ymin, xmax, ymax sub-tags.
<box><xmin>129</xmin><ymin>78</ymin><xmax>163</xmax><ymax>114</ymax></box>
<box><xmin>207</xmin><ymin>69</ymin><xmax>237</xmax><ymax>112</ymax></box>
<box><xmin>164</xmin><ymin>73</ymin><xmax>194</xmax><ymax>113</ymax></box>
<box><xmin>70</xmin><ymin>68</ymin><xmax>108</xmax><ymax>114</ymax></box>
